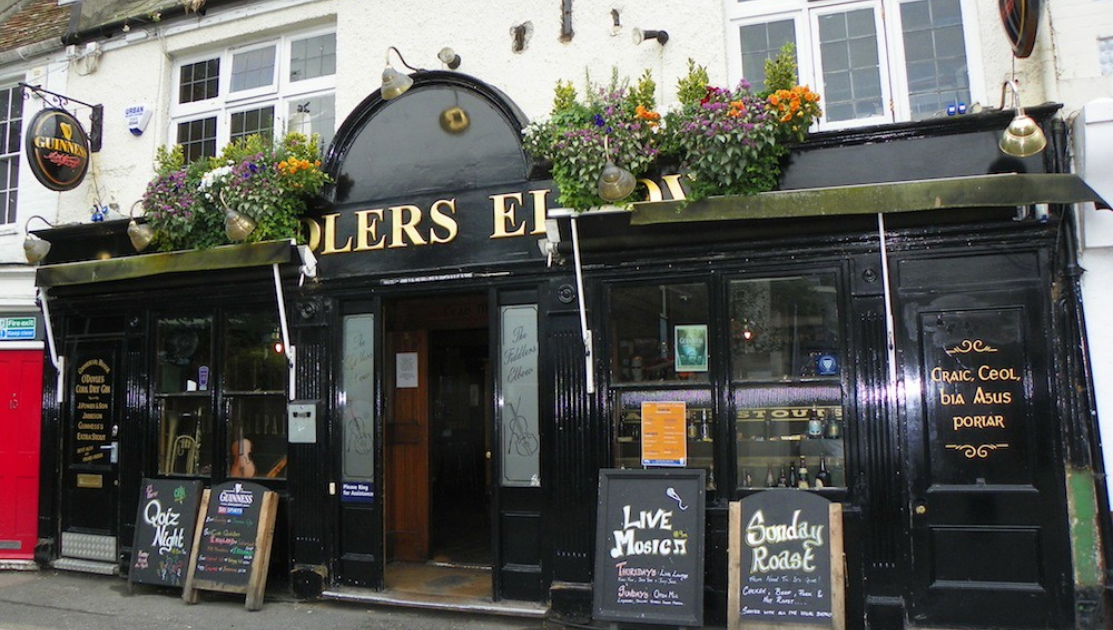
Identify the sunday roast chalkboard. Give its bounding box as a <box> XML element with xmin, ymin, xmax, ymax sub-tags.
<box><xmin>593</xmin><ymin>468</ymin><xmax>705</xmax><ymax>627</ymax></box>
<box><xmin>129</xmin><ymin>479</ymin><xmax>203</xmax><ymax>587</ymax></box>
<box><xmin>182</xmin><ymin>481</ymin><xmax>278</xmax><ymax>610</ymax></box>
<box><xmin>728</xmin><ymin>490</ymin><xmax>844</xmax><ymax>630</ymax></box>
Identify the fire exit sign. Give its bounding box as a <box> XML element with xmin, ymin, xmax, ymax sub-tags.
<box><xmin>0</xmin><ymin>317</ymin><xmax>36</xmax><ymax>340</ymax></box>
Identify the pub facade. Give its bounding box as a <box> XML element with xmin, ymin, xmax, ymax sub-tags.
<box><xmin>9</xmin><ymin>2</ymin><xmax>1111</xmax><ymax>630</ymax></box>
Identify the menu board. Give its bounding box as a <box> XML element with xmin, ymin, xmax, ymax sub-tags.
<box><xmin>182</xmin><ymin>481</ymin><xmax>278</xmax><ymax>610</ymax></box>
<box><xmin>130</xmin><ymin>479</ymin><xmax>204</xmax><ymax>587</ymax></box>
<box><xmin>72</xmin><ymin>357</ymin><xmax>113</xmax><ymax>465</ymax></box>
<box><xmin>593</xmin><ymin>469</ymin><xmax>705</xmax><ymax>626</ymax></box>
<box><xmin>729</xmin><ymin>491</ymin><xmax>845</xmax><ymax>630</ymax></box>
<box><xmin>641</xmin><ymin>401</ymin><xmax>687</xmax><ymax>467</ymax></box>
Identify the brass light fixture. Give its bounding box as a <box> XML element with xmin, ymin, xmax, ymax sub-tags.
<box><xmin>219</xmin><ymin>191</ymin><xmax>257</xmax><ymax>241</ymax></box>
<box><xmin>127</xmin><ymin>200</ymin><xmax>154</xmax><ymax>252</ymax></box>
<box><xmin>22</xmin><ymin>215</ymin><xmax>54</xmax><ymax>263</ymax></box>
<box><xmin>597</xmin><ymin>137</ymin><xmax>636</xmax><ymax>202</ymax></box>
<box><xmin>381</xmin><ymin>46</ymin><xmax>416</xmax><ymax>100</ymax></box>
<box><xmin>999</xmin><ymin>79</ymin><xmax>1046</xmax><ymax>158</ymax></box>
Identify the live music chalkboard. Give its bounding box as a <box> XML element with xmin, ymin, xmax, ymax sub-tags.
<box><xmin>593</xmin><ymin>468</ymin><xmax>705</xmax><ymax>627</ymax></box>
<box><xmin>729</xmin><ymin>491</ymin><xmax>845</xmax><ymax>630</ymax></box>
<box><xmin>182</xmin><ymin>481</ymin><xmax>278</xmax><ymax>610</ymax></box>
<box><xmin>129</xmin><ymin>479</ymin><xmax>203</xmax><ymax>587</ymax></box>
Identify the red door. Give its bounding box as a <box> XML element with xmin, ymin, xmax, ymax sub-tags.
<box><xmin>0</xmin><ymin>350</ymin><xmax>44</xmax><ymax>560</ymax></box>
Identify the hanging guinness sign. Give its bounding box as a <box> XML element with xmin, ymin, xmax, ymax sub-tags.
<box><xmin>26</xmin><ymin>107</ymin><xmax>90</xmax><ymax>191</ymax></box>
<box><xmin>999</xmin><ymin>0</ymin><xmax>1041</xmax><ymax>58</ymax></box>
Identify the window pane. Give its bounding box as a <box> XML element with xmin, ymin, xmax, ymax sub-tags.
<box><xmin>610</xmin><ymin>282</ymin><xmax>709</xmax><ymax>384</ymax></box>
<box><xmin>227</xmin><ymin>395</ymin><xmax>287</xmax><ymax>479</ymax></box>
<box><xmin>614</xmin><ymin>389</ymin><xmax>715</xmax><ymax>489</ymax></box>
<box><xmin>157</xmin><ymin>316</ymin><xmax>213</xmax><ymax>393</ymax></box>
<box><xmin>290</xmin><ymin>33</ymin><xmax>336</xmax><ymax>82</ymax></box>
<box><xmin>159</xmin><ymin>396</ymin><xmax>213</xmax><ymax>477</ymax></box>
<box><xmin>729</xmin><ymin>275</ymin><xmax>839</xmax><ymax>381</ymax></box>
<box><xmin>287</xmin><ymin>94</ymin><xmax>336</xmax><ymax>149</ymax></box>
<box><xmin>179</xmin><ymin>59</ymin><xmax>220</xmax><ymax>104</ymax></box>
<box><xmin>342</xmin><ymin>314</ymin><xmax>375</xmax><ymax>480</ymax></box>
<box><xmin>231</xmin><ymin>46</ymin><xmax>277</xmax><ymax>92</ymax></box>
<box><xmin>901</xmin><ymin>0</ymin><xmax>970</xmax><ymax>120</ymax></box>
<box><xmin>0</xmin><ymin>84</ymin><xmax>19</xmax><ymax>224</ymax></box>
<box><xmin>741</xmin><ymin>20</ymin><xmax>797</xmax><ymax>93</ymax></box>
<box><xmin>230</xmin><ymin>106</ymin><xmax>275</xmax><ymax>143</ymax></box>
<box><xmin>224</xmin><ymin>310</ymin><xmax>286</xmax><ymax>392</ymax></box>
<box><xmin>819</xmin><ymin>9</ymin><xmax>883</xmax><ymax>122</ymax></box>
<box><xmin>176</xmin><ymin>118</ymin><xmax>217</xmax><ymax>163</ymax></box>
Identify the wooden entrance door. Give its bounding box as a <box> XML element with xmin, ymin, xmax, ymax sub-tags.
<box><xmin>0</xmin><ymin>350</ymin><xmax>44</xmax><ymax>559</ymax></box>
<box><xmin>385</xmin><ymin>330</ymin><xmax>429</xmax><ymax>562</ymax></box>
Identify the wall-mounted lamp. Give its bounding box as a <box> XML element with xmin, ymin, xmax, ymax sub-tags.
<box><xmin>23</xmin><ymin>215</ymin><xmax>55</xmax><ymax>263</ymax></box>
<box><xmin>998</xmin><ymin>79</ymin><xmax>1046</xmax><ymax>158</ymax></box>
<box><xmin>219</xmin><ymin>191</ymin><xmax>257</xmax><ymax>241</ymax></box>
<box><xmin>381</xmin><ymin>46</ymin><xmax>417</xmax><ymax>100</ymax></box>
<box><xmin>287</xmin><ymin>103</ymin><xmax>311</xmax><ymax>135</ymax></box>
<box><xmin>437</xmin><ymin>47</ymin><xmax>462</xmax><ymax>70</ymax></box>
<box><xmin>632</xmin><ymin>28</ymin><xmax>669</xmax><ymax>46</ymax></box>
<box><xmin>127</xmin><ymin>201</ymin><xmax>154</xmax><ymax>252</ymax></box>
<box><xmin>597</xmin><ymin>138</ymin><xmax>636</xmax><ymax>202</ymax></box>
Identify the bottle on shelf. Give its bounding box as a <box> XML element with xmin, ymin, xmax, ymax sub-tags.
<box><xmin>788</xmin><ymin>461</ymin><xmax>798</xmax><ymax>487</ymax></box>
<box><xmin>765</xmin><ymin>464</ymin><xmax>776</xmax><ymax>488</ymax></box>
<box><xmin>825</xmin><ymin>414</ymin><xmax>841</xmax><ymax>439</ymax></box>
<box><xmin>762</xmin><ymin>415</ymin><xmax>773</xmax><ymax>441</ymax></box>
<box><xmin>777</xmin><ymin>465</ymin><xmax>788</xmax><ymax>487</ymax></box>
<box><xmin>743</xmin><ymin>468</ymin><xmax>753</xmax><ymax>488</ymax></box>
<box><xmin>688</xmin><ymin>412</ymin><xmax>698</xmax><ymax>439</ymax></box>
<box><xmin>700</xmin><ymin>409</ymin><xmax>711</xmax><ymax>441</ymax></box>
<box><xmin>807</xmin><ymin>407</ymin><xmax>823</xmax><ymax>439</ymax></box>
<box><xmin>707</xmin><ymin>462</ymin><xmax>716</xmax><ymax>491</ymax></box>
<box><xmin>798</xmin><ymin>455</ymin><xmax>810</xmax><ymax>489</ymax></box>
<box><xmin>814</xmin><ymin>456</ymin><xmax>832</xmax><ymax>488</ymax></box>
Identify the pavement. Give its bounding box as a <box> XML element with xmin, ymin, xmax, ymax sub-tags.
<box><xmin>0</xmin><ymin>569</ymin><xmax>577</xmax><ymax>630</ymax></box>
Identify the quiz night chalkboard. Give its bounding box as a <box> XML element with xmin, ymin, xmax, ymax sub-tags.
<box><xmin>129</xmin><ymin>479</ymin><xmax>203</xmax><ymax>587</ymax></box>
<box><xmin>729</xmin><ymin>490</ymin><xmax>845</xmax><ymax>630</ymax></box>
<box><xmin>593</xmin><ymin>468</ymin><xmax>705</xmax><ymax>627</ymax></box>
<box><xmin>182</xmin><ymin>481</ymin><xmax>278</xmax><ymax>610</ymax></box>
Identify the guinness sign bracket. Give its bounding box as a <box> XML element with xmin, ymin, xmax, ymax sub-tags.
<box><xmin>19</xmin><ymin>82</ymin><xmax>103</xmax><ymax>153</ymax></box>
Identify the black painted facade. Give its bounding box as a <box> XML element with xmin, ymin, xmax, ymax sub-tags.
<box><xmin>32</xmin><ymin>73</ymin><xmax>1109</xmax><ymax>629</ymax></box>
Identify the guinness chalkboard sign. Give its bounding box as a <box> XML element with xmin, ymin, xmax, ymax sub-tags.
<box><xmin>593</xmin><ymin>469</ymin><xmax>705</xmax><ymax>627</ymax></box>
<box><xmin>729</xmin><ymin>491</ymin><xmax>844</xmax><ymax>630</ymax></box>
<box><xmin>129</xmin><ymin>479</ymin><xmax>203</xmax><ymax>587</ymax></box>
<box><xmin>183</xmin><ymin>481</ymin><xmax>278</xmax><ymax>610</ymax></box>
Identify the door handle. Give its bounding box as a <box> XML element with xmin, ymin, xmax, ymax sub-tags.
<box><xmin>99</xmin><ymin>442</ymin><xmax>119</xmax><ymax>464</ymax></box>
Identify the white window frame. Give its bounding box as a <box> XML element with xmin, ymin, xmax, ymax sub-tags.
<box><xmin>724</xmin><ymin>0</ymin><xmax>986</xmax><ymax>130</ymax></box>
<box><xmin>168</xmin><ymin>26</ymin><xmax>336</xmax><ymax>156</ymax></box>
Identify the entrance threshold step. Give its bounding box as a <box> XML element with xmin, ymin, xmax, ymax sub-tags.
<box><xmin>0</xmin><ymin>560</ymin><xmax>38</xmax><ymax>571</ymax></box>
<box><xmin>321</xmin><ymin>586</ymin><xmax>548</xmax><ymax>619</ymax></box>
<box><xmin>52</xmin><ymin>557</ymin><xmax>119</xmax><ymax>576</ymax></box>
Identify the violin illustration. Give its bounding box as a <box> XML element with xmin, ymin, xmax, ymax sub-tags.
<box><xmin>230</xmin><ymin>426</ymin><xmax>256</xmax><ymax>478</ymax></box>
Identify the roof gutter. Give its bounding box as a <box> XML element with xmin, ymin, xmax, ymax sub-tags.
<box><xmin>60</xmin><ymin>0</ymin><xmax>242</xmax><ymax>46</ymax></box>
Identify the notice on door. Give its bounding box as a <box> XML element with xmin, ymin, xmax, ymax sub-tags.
<box><xmin>72</xmin><ymin>357</ymin><xmax>112</xmax><ymax>465</ymax></box>
<box><xmin>641</xmin><ymin>401</ymin><xmax>687</xmax><ymax>467</ymax></box>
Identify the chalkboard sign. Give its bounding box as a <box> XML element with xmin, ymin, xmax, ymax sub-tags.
<box><xmin>728</xmin><ymin>491</ymin><xmax>844</xmax><ymax>630</ymax></box>
<box><xmin>593</xmin><ymin>468</ymin><xmax>705</xmax><ymax>627</ymax></box>
<box><xmin>182</xmin><ymin>481</ymin><xmax>278</xmax><ymax>610</ymax></box>
<box><xmin>129</xmin><ymin>479</ymin><xmax>203</xmax><ymax>587</ymax></box>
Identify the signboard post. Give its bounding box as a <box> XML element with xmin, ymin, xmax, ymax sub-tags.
<box><xmin>182</xmin><ymin>481</ymin><xmax>278</xmax><ymax>610</ymax></box>
<box><xmin>129</xmin><ymin>479</ymin><xmax>203</xmax><ymax>588</ymax></box>
<box><xmin>593</xmin><ymin>468</ymin><xmax>705</xmax><ymax>627</ymax></box>
<box><xmin>729</xmin><ymin>491</ymin><xmax>844</xmax><ymax>630</ymax></box>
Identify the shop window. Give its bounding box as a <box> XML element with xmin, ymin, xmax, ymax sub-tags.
<box><xmin>730</xmin><ymin>274</ymin><xmax>845</xmax><ymax>492</ymax></box>
<box><xmin>614</xmin><ymin>389</ymin><xmax>716</xmax><ymax>490</ymax></box>
<box><xmin>155</xmin><ymin>310</ymin><xmax>288</xmax><ymax>480</ymax></box>
<box><xmin>170</xmin><ymin>28</ymin><xmax>336</xmax><ymax>161</ymax></box>
<box><xmin>610</xmin><ymin>282</ymin><xmax>710</xmax><ymax>384</ymax></box>
<box><xmin>223</xmin><ymin>311</ymin><xmax>288</xmax><ymax>479</ymax></box>
<box><xmin>157</xmin><ymin>315</ymin><xmax>214</xmax><ymax>476</ymax></box>
<box><xmin>726</xmin><ymin>0</ymin><xmax>977</xmax><ymax>127</ymax></box>
<box><xmin>0</xmin><ymin>83</ymin><xmax>22</xmax><ymax>225</ymax></box>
